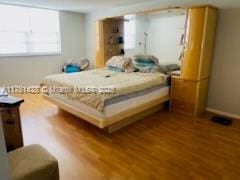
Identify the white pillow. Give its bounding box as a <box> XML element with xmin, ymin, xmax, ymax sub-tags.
<box><xmin>106</xmin><ymin>56</ymin><xmax>134</xmax><ymax>73</ymax></box>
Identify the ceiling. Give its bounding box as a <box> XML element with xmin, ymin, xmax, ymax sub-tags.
<box><xmin>0</xmin><ymin>0</ymin><xmax>240</xmax><ymax>13</ymax></box>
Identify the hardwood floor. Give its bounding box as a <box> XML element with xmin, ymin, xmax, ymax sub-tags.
<box><xmin>17</xmin><ymin>94</ymin><xmax>240</xmax><ymax>180</ymax></box>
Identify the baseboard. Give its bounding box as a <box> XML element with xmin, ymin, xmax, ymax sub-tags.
<box><xmin>206</xmin><ymin>108</ymin><xmax>240</xmax><ymax>120</ymax></box>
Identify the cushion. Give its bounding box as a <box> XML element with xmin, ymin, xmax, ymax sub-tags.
<box><xmin>8</xmin><ymin>144</ymin><xmax>59</xmax><ymax>180</ymax></box>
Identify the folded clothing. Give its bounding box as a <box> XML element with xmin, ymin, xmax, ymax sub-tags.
<box><xmin>106</xmin><ymin>56</ymin><xmax>134</xmax><ymax>73</ymax></box>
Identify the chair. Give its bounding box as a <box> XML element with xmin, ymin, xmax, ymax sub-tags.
<box><xmin>62</xmin><ymin>58</ymin><xmax>89</xmax><ymax>73</ymax></box>
<box><xmin>8</xmin><ymin>144</ymin><xmax>59</xmax><ymax>180</ymax></box>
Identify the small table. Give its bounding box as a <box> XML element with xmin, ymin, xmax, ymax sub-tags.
<box><xmin>0</xmin><ymin>95</ymin><xmax>24</xmax><ymax>152</ymax></box>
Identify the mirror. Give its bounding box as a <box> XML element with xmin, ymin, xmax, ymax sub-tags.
<box><xmin>123</xmin><ymin>8</ymin><xmax>187</xmax><ymax>65</ymax></box>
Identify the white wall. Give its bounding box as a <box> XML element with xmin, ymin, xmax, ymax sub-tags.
<box><xmin>85</xmin><ymin>5</ymin><xmax>240</xmax><ymax>116</ymax></box>
<box><xmin>0</xmin><ymin>11</ymin><xmax>86</xmax><ymax>86</ymax></box>
<box><xmin>208</xmin><ymin>8</ymin><xmax>240</xmax><ymax>116</ymax></box>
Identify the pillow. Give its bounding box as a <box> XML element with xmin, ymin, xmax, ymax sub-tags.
<box><xmin>134</xmin><ymin>63</ymin><xmax>162</xmax><ymax>73</ymax></box>
<box><xmin>108</xmin><ymin>66</ymin><xmax>124</xmax><ymax>72</ymax></box>
<box><xmin>154</xmin><ymin>64</ymin><xmax>180</xmax><ymax>74</ymax></box>
<box><xmin>134</xmin><ymin>55</ymin><xmax>159</xmax><ymax>65</ymax></box>
<box><xmin>133</xmin><ymin>54</ymin><xmax>162</xmax><ymax>73</ymax></box>
<box><xmin>135</xmin><ymin>64</ymin><xmax>180</xmax><ymax>74</ymax></box>
<box><xmin>134</xmin><ymin>61</ymin><xmax>155</xmax><ymax>67</ymax></box>
<box><xmin>106</xmin><ymin>56</ymin><xmax>134</xmax><ymax>73</ymax></box>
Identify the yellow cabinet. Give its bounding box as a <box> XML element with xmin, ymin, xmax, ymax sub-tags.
<box><xmin>171</xmin><ymin>76</ymin><xmax>209</xmax><ymax>116</ymax></box>
<box><xmin>171</xmin><ymin>6</ymin><xmax>218</xmax><ymax>117</ymax></box>
<box><xmin>171</xmin><ymin>78</ymin><xmax>197</xmax><ymax>104</ymax></box>
<box><xmin>95</xmin><ymin>20</ymin><xmax>105</xmax><ymax>68</ymax></box>
<box><xmin>182</xmin><ymin>6</ymin><xmax>218</xmax><ymax>81</ymax></box>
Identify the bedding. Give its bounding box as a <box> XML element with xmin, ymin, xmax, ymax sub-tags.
<box><xmin>165</xmin><ymin>64</ymin><xmax>180</xmax><ymax>72</ymax></box>
<box><xmin>134</xmin><ymin>64</ymin><xmax>161</xmax><ymax>73</ymax></box>
<box><xmin>134</xmin><ymin>55</ymin><xmax>159</xmax><ymax>65</ymax></box>
<box><xmin>108</xmin><ymin>66</ymin><xmax>124</xmax><ymax>72</ymax></box>
<box><xmin>41</xmin><ymin>69</ymin><xmax>167</xmax><ymax>112</ymax></box>
<box><xmin>156</xmin><ymin>64</ymin><xmax>181</xmax><ymax>75</ymax></box>
<box><xmin>106</xmin><ymin>56</ymin><xmax>134</xmax><ymax>72</ymax></box>
<box><xmin>133</xmin><ymin>54</ymin><xmax>181</xmax><ymax>74</ymax></box>
<box><xmin>133</xmin><ymin>54</ymin><xmax>162</xmax><ymax>73</ymax></box>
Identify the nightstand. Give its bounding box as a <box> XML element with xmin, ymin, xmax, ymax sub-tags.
<box><xmin>0</xmin><ymin>95</ymin><xmax>24</xmax><ymax>152</ymax></box>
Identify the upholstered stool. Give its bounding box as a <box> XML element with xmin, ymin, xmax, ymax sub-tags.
<box><xmin>8</xmin><ymin>144</ymin><xmax>59</xmax><ymax>180</ymax></box>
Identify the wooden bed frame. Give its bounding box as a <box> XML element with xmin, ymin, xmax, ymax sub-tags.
<box><xmin>43</xmin><ymin>93</ymin><xmax>169</xmax><ymax>133</ymax></box>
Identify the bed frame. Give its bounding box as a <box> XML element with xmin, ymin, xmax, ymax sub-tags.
<box><xmin>43</xmin><ymin>93</ymin><xmax>169</xmax><ymax>133</ymax></box>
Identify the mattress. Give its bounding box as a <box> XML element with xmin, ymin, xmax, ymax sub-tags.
<box><xmin>105</xmin><ymin>84</ymin><xmax>167</xmax><ymax>106</ymax></box>
<box><xmin>48</xmin><ymin>85</ymin><xmax>170</xmax><ymax>127</ymax></box>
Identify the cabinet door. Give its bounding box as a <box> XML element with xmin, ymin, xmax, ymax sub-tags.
<box><xmin>95</xmin><ymin>20</ymin><xmax>105</xmax><ymax>68</ymax></box>
<box><xmin>195</xmin><ymin>78</ymin><xmax>209</xmax><ymax>116</ymax></box>
<box><xmin>171</xmin><ymin>77</ymin><xmax>198</xmax><ymax>115</ymax></box>
<box><xmin>198</xmin><ymin>7</ymin><xmax>218</xmax><ymax>79</ymax></box>
<box><xmin>171</xmin><ymin>78</ymin><xmax>197</xmax><ymax>104</ymax></box>
<box><xmin>171</xmin><ymin>77</ymin><xmax>209</xmax><ymax>116</ymax></box>
<box><xmin>171</xmin><ymin>99</ymin><xmax>196</xmax><ymax>116</ymax></box>
<box><xmin>182</xmin><ymin>7</ymin><xmax>206</xmax><ymax>80</ymax></box>
<box><xmin>1</xmin><ymin>107</ymin><xmax>23</xmax><ymax>151</ymax></box>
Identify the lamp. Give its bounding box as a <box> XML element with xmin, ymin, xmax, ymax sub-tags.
<box><xmin>144</xmin><ymin>32</ymin><xmax>148</xmax><ymax>55</ymax></box>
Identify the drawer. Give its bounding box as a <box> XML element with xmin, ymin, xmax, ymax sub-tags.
<box><xmin>171</xmin><ymin>79</ymin><xmax>197</xmax><ymax>103</ymax></box>
<box><xmin>171</xmin><ymin>99</ymin><xmax>195</xmax><ymax>115</ymax></box>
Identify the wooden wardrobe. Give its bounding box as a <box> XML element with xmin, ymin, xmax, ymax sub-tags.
<box><xmin>94</xmin><ymin>5</ymin><xmax>218</xmax><ymax>117</ymax></box>
<box><xmin>171</xmin><ymin>6</ymin><xmax>218</xmax><ymax>116</ymax></box>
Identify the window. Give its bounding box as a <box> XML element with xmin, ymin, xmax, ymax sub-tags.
<box><xmin>124</xmin><ymin>15</ymin><xmax>136</xmax><ymax>50</ymax></box>
<box><xmin>0</xmin><ymin>4</ymin><xmax>61</xmax><ymax>56</ymax></box>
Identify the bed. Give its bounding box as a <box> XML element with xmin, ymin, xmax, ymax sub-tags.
<box><xmin>42</xmin><ymin>68</ymin><xmax>170</xmax><ymax>132</ymax></box>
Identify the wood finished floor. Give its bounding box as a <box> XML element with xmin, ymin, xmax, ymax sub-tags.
<box><xmin>17</xmin><ymin>94</ymin><xmax>240</xmax><ymax>180</ymax></box>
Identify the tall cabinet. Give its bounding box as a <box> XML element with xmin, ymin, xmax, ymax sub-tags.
<box><xmin>171</xmin><ymin>6</ymin><xmax>218</xmax><ymax>116</ymax></box>
<box><xmin>95</xmin><ymin>18</ymin><xmax>124</xmax><ymax>68</ymax></box>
